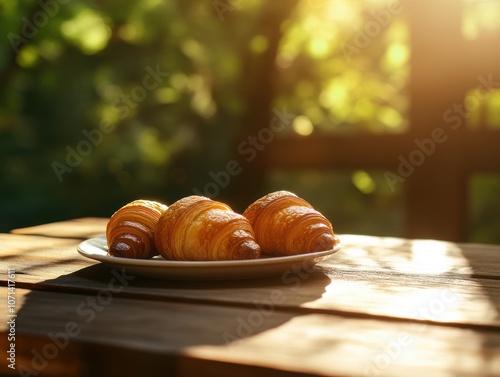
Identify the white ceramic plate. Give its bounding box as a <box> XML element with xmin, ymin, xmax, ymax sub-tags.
<box><xmin>77</xmin><ymin>236</ymin><xmax>341</xmax><ymax>280</ymax></box>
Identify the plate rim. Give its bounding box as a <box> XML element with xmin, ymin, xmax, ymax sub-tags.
<box><xmin>77</xmin><ymin>235</ymin><xmax>342</xmax><ymax>268</ymax></box>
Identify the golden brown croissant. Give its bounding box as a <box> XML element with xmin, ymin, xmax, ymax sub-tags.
<box><xmin>106</xmin><ymin>199</ymin><xmax>168</xmax><ymax>259</ymax></box>
<box><xmin>243</xmin><ymin>190</ymin><xmax>336</xmax><ymax>255</ymax></box>
<box><xmin>154</xmin><ymin>196</ymin><xmax>261</xmax><ymax>261</ymax></box>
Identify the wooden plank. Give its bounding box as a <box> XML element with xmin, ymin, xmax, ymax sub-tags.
<box><xmin>331</xmin><ymin>235</ymin><xmax>500</xmax><ymax>278</ymax></box>
<box><xmin>266</xmin><ymin>133</ymin><xmax>500</xmax><ymax>170</ymax></box>
<box><xmin>10</xmin><ymin>218</ymin><xmax>108</xmax><ymax>240</ymax></box>
<box><xmin>0</xmin><ymin>234</ymin><xmax>91</xmax><ymax>279</ymax></box>
<box><xmin>1</xmin><ymin>233</ymin><xmax>500</xmax><ymax>328</ymax></box>
<box><xmin>1</xmin><ymin>289</ymin><xmax>500</xmax><ymax>377</ymax></box>
<box><xmin>406</xmin><ymin>0</ymin><xmax>464</xmax><ymax>242</ymax></box>
<box><xmin>7</xmin><ymin>223</ymin><xmax>500</xmax><ymax>278</ymax></box>
<box><xmin>267</xmin><ymin>134</ymin><xmax>415</xmax><ymax>169</ymax></box>
<box><xmin>406</xmin><ymin>159</ymin><xmax>468</xmax><ymax>242</ymax></box>
<box><xmin>3</xmin><ymin>232</ymin><xmax>500</xmax><ymax>279</ymax></box>
<box><xmin>265</xmin><ymin>132</ymin><xmax>500</xmax><ymax>242</ymax></box>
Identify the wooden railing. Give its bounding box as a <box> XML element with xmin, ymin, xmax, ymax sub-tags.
<box><xmin>230</xmin><ymin>0</ymin><xmax>500</xmax><ymax>242</ymax></box>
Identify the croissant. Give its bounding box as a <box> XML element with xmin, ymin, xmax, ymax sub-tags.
<box><xmin>242</xmin><ymin>190</ymin><xmax>336</xmax><ymax>256</ymax></box>
<box><xmin>154</xmin><ymin>196</ymin><xmax>261</xmax><ymax>261</ymax></box>
<box><xmin>106</xmin><ymin>199</ymin><xmax>168</xmax><ymax>259</ymax></box>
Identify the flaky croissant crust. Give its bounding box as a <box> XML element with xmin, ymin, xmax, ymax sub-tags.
<box><xmin>243</xmin><ymin>190</ymin><xmax>336</xmax><ymax>255</ymax></box>
<box><xmin>154</xmin><ymin>196</ymin><xmax>261</xmax><ymax>261</ymax></box>
<box><xmin>106</xmin><ymin>199</ymin><xmax>167</xmax><ymax>259</ymax></box>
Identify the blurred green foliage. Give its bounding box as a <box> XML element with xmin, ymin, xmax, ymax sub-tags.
<box><xmin>1</xmin><ymin>0</ymin><xmax>256</xmax><ymax>230</ymax></box>
<box><xmin>469</xmin><ymin>174</ymin><xmax>500</xmax><ymax>245</ymax></box>
<box><xmin>0</xmin><ymin>0</ymin><xmax>407</xmax><ymax>232</ymax></box>
<box><xmin>1</xmin><ymin>0</ymin><xmax>499</xmax><ymax>243</ymax></box>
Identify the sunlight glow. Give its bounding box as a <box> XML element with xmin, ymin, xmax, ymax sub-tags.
<box><xmin>292</xmin><ymin>115</ymin><xmax>314</xmax><ymax>136</ymax></box>
<box><xmin>154</xmin><ymin>88</ymin><xmax>181</xmax><ymax>104</ymax></box>
<box><xmin>307</xmin><ymin>37</ymin><xmax>330</xmax><ymax>58</ymax></box>
<box><xmin>61</xmin><ymin>9</ymin><xmax>111</xmax><ymax>54</ymax></box>
<box><xmin>382</xmin><ymin>42</ymin><xmax>410</xmax><ymax>71</ymax></box>
<box><xmin>354</xmin><ymin>99</ymin><xmax>376</xmax><ymax>120</ymax></box>
<box><xmin>410</xmin><ymin>240</ymin><xmax>455</xmax><ymax>274</ymax></box>
<box><xmin>377</xmin><ymin>106</ymin><xmax>403</xmax><ymax>129</ymax></box>
<box><xmin>181</xmin><ymin>39</ymin><xmax>205</xmax><ymax>61</ymax></box>
<box><xmin>277</xmin><ymin>0</ymin><xmax>410</xmax><ymax>133</ymax></box>
<box><xmin>465</xmin><ymin>88</ymin><xmax>500</xmax><ymax>130</ymax></box>
<box><xmin>462</xmin><ymin>0</ymin><xmax>500</xmax><ymax>39</ymax></box>
<box><xmin>138</xmin><ymin>127</ymin><xmax>170</xmax><ymax>165</ymax></box>
<box><xmin>352</xmin><ymin>170</ymin><xmax>376</xmax><ymax>194</ymax></box>
<box><xmin>319</xmin><ymin>79</ymin><xmax>349</xmax><ymax>110</ymax></box>
<box><xmin>17</xmin><ymin>45</ymin><xmax>38</xmax><ymax>67</ymax></box>
<box><xmin>323</xmin><ymin>0</ymin><xmax>358</xmax><ymax>25</ymax></box>
<box><xmin>304</xmin><ymin>105</ymin><xmax>324</xmax><ymax>125</ymax></box>
<box><xmin>487</xmin><ymin>90</ymin><xmax>500</xmax><ymax>127</ymax></box>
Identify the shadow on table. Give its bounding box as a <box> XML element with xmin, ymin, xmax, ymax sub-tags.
<box><xmin>12</xmin><ymin>262</ymin><xmax>332</xmax><ymax>377</ymax></box>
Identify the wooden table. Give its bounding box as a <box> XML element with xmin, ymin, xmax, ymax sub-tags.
<box><xmin>1</xmin><ymin>218</ymin><xmax>500</xmax><ymax>376</ymax></box>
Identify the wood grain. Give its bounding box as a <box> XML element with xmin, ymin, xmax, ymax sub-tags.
<box><xmin>1</xmin><ymin>289</ymin><xmax>499</xmax><ymax>377</ymax></box>
<box><xmin>3</xmin><ymin>219</ymin><xmax>500</xmax><ymax>377</ymax></box>
<box><xmin>335</xmin><ymin>235</ymin><xmax>500</xmax><ymax>279</ymax></box>
<box><xmin>9</xmin><ymin>219</ymin><xmax>500</xmax><ymax>277</ymax></box>
<box><xmin>1</xmin><ymin>232</ymin><xmax>500</xmax><ymax>328</ymax></box>
<box><xmin>10</xmin><ymin>217</ymin><xmax>108</xmax><ymax>239</ymax></box>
